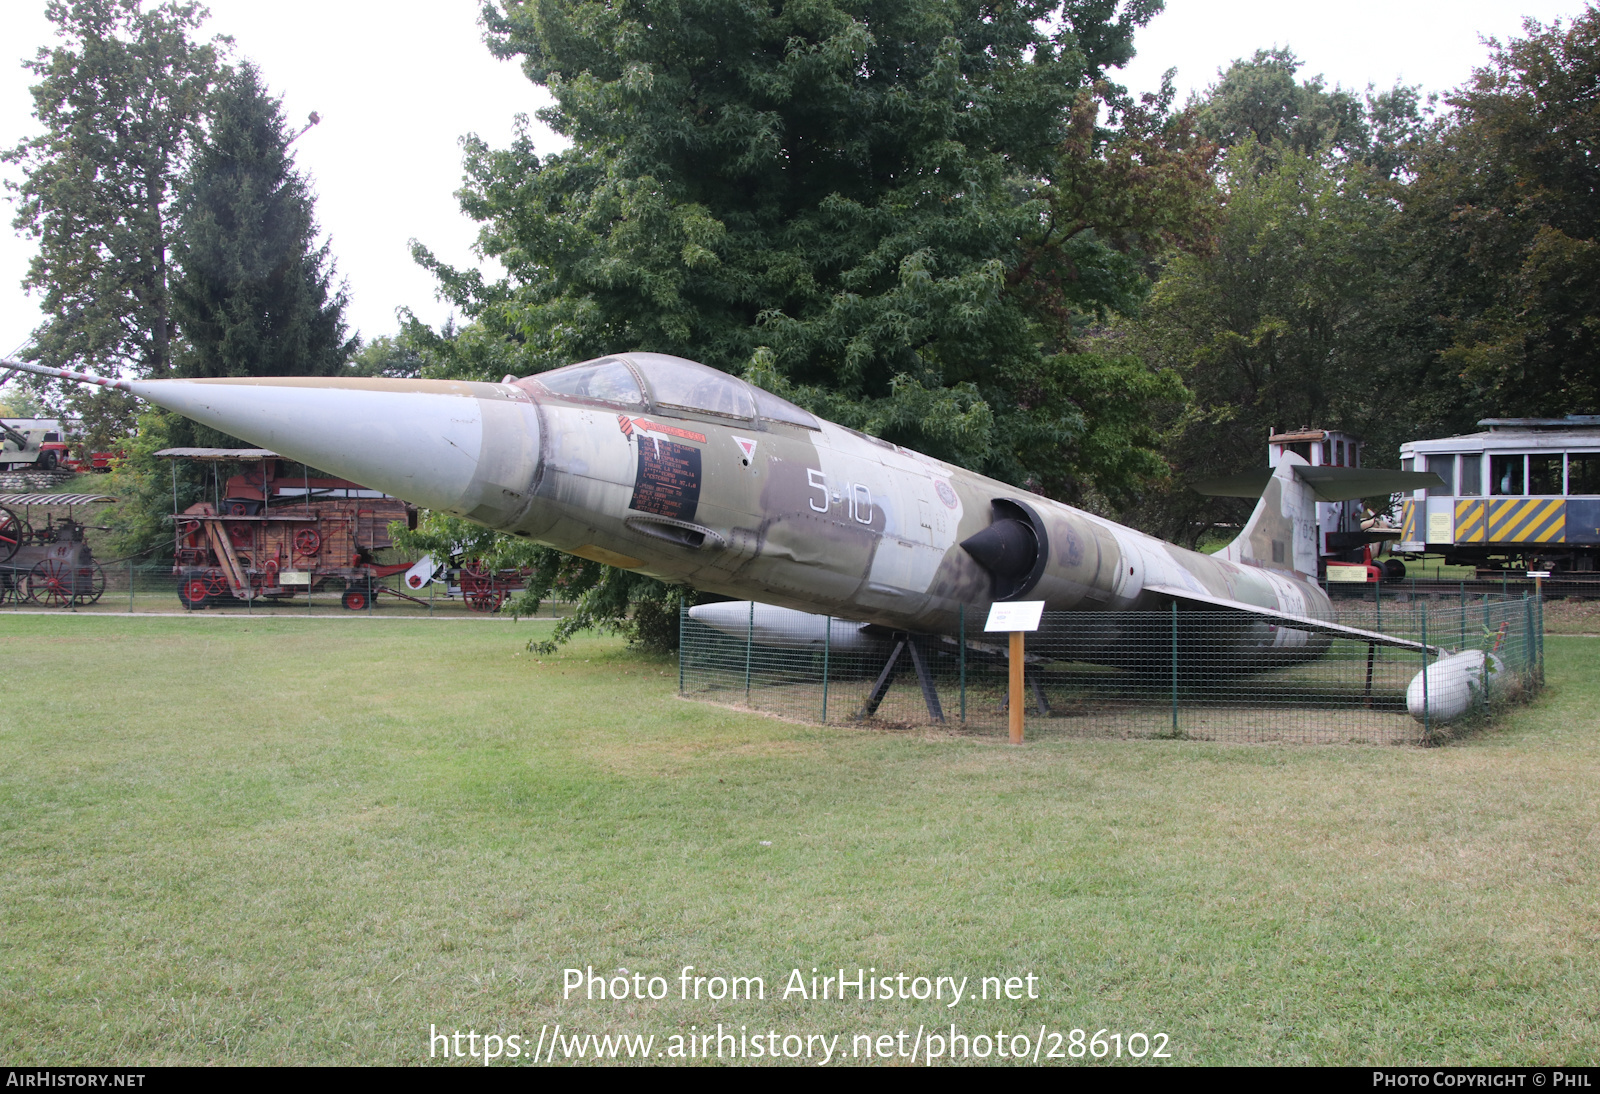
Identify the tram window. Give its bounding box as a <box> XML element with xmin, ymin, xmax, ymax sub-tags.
<box><xmin>1288</xmin><ymin>441</ymin><xmax>1313</xmax><ymax>462</ymax></box>
<box><xmin>1491</xmin><ymin>454</ymin><xmax>1525</xmax><ymax>495</ymax></box>
<box><xmin>533</xmin><ymin>358</ymin><xmax>644</xmax><ymax>406</ymax></box>
<box><xmin>1427</xmin><ymin>455</ymin><xmax>1455</xmax><ymax>496</ymax></box>
<box><xmin>1459</xmin><ymin>454</ymin><xmax>1483</xmax><ymax>496</ymax></box>
<box><xmin>1401</xmin><ymin>458</ymin><xmax>1414</xmax><ymax>472</ymax></box>
<box><xmin>1529</xmin><ymin>453</ymin><xmax>1563</xmax><ymax>496</ymax></box>
<box><xmin>1335</xmin><ymin>440</ymin><xmax>1345</xmax><ymax>466</ymax></box>
<box><xmin>1569</xmin><ymin>453</ymin><xmax>1600</xmax><ymax>495</ymax></box>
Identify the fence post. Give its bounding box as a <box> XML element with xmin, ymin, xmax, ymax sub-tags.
<box><xmin>128</xmin><ymin>558</ymin><xmax>134</xmax><ymax>613</ymax></box>
<box><xmin>1170</xmin><ymin>601</ymin><xmax>1179</xmax><ymax>736</ymax></box>
<box><xmin>678</xmin><ymin>602</ymin><xmax>685</xmax><ymax>695</ymax></box>
<box><xmin>1523</xmin><ymin>592</ymin><xmax>1535</xmax><ymax>684</ymax></box>
<box><xmin>1420</xmin><ymin>608</ymin><xmax>1431</xmax><ymax>743</ymax></box>
<box><xmin>1536</xmin><ymin>591</ymin><xmax>1545</xmax><ymax>686</ymax></box>
<box><xmin>958</xmin><ymin>604</ymin><xmax>966</xmax><ymax>724</ymax></box>
<box><xmin>744</xmin><ymin>599</ymin><xmax>754</xmax><ymax>703</ymax></box>
<box><xmin>821</xmin><ymin>615</ymin><xmax>830</xmax><ymax>723</ymax></box>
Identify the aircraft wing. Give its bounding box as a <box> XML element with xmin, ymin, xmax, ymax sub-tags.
<box><xmin>1143</xmin><ymin>583</ymin><xmax>1445</xmax><ymax>655</ymax></box>
<box><xmin>1191</xmin><ymin>466</ymin><xmax>1442</xmax><ymax>501</ymax></box>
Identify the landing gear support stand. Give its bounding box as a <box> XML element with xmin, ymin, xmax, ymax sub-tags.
<box><xmin>859</xmin><ymin>633</ymin><xmax>945</xmax><ymax>723</ymax></box>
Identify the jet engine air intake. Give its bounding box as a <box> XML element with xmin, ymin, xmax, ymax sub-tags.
<box><xmin>961</xmin><ymin>499</ymin><xmax>1050</xmax><ymax>600</ymax></box>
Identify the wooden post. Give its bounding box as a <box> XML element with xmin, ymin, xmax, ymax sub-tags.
<box><xmin>1009</xmin><ymin>630</ymin><xmax>1024</xmax><ymax>745</ymax></box>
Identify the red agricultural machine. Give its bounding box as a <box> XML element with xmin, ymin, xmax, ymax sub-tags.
<box><xmin>164</xmin><ymin>448</ymin><xmax>430</xmax><ymax>610</ymax></box>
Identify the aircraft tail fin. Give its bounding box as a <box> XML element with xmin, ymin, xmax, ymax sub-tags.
<box><xmin>1217</xmin><ymin>453</ymin><xmax>1319</xmax><ymax>577</ymax></box>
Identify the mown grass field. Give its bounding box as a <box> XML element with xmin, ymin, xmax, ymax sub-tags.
<box><xmin>0</xmin><ymin>614</ymin><xmax>1596</xmax><ymax>1065</ymax></box>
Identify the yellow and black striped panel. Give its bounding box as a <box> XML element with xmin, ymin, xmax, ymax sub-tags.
<box><xmin>1401</xmin><ymin>499</ymin><xmax>1419</xmax><ymax>542</ymax></box>
<box><xmin>1486</xmin><ymin>498</ymin><xmax>1566</xmax><ymax>544</ymax></box>
<box><xmin>1454</xmin><ymin>500</ymin><xmax>1487</xmax><ymax>543</ymax></box>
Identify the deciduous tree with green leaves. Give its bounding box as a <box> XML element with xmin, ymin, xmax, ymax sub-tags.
<box><xmin>402</xmin><ymin>0</ymin><xmax>1216</xmax><ymax>645</ymax></box>
<box><xmin>5</xmin><ymin>0</ymin><xmax>223</xmax><ymax>381</ymax></box>
<box><xmin>1117</xmin><ymin>50</ymin><xmax>1431</xmax><ymax>544</ymax></box>
<box><xmin>1401</xmin><ymin>8</ymin><xmax>1600</xmax><ymax>421</ymax></box>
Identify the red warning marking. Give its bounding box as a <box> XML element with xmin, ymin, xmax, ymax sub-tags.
<box><xmin>617</xmin><ymin>415</ymin><xmax>706</xmax><ymax>444</ymax></box>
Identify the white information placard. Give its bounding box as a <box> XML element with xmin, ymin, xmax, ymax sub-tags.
<box><xmin>1528</xmin><ymin>570</ymin><xmax>1552</xmax><ymax>578</ymax></box>
<box><xmin>984</xmin><ymin>601</ymin><xmax>1045</xmax><ymax>632</ymax></box>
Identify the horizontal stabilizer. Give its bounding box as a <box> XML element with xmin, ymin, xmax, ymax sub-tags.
<box><xmin>1144</xmin><ymin>583</ymin><xmax>1445</xmax><ymax>655</ymax></box>
<box><xmin>1193</xmin><ymin>465</ymin><xmax>1442</xmax><ymax>502</ymax></box>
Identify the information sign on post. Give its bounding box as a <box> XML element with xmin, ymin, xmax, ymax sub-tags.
<box><xmin>985</xmin><ymin>601</ymin><xmax>1045</xmax><ymax>744</ymax></box>
<box><xmin>984</xmin><ymin>601</ymin><xmax>1045</xmax><ymax>633</ymax></box>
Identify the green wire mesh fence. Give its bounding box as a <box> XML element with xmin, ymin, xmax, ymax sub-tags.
<box><xmin>678</xmin><ymin>595</ymin><xmax>1544</xmax><ymax>746</ymax></box>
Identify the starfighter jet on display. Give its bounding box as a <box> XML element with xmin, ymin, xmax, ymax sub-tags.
<box><xmin>5</xmin><ymin>353</ymin><xmax>1442</xmax><ymax>670</ymax></box>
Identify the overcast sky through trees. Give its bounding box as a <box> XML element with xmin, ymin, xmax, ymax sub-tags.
<box><xmin>1</xmin><ymin>0</ymin><xmax>1594</xmax><ymax>363</ymax></box>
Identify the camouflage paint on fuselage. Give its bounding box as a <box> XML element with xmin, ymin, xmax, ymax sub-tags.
<box><xmin>503</xmin><ymin>354</ymin><xmax>1333</xmax><ymax>667</ymax></box>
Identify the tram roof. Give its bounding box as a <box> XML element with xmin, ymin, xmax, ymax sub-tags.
<box><xmin>1401</xmin><ymin>428</ymin><xmax>1600</xmax><ymax>454</ymax></box>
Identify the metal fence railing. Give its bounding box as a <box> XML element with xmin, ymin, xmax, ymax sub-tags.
<box><xmin>679</xmin><ymin>596</ymin><xmax>1545</xmax><ymax>746</ymax></box>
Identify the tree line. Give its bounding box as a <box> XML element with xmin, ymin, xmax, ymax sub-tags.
<box><xmin>8</xmin><ymin>0</ymin><xmax>1600</xmax><ymax>644</ymax></box>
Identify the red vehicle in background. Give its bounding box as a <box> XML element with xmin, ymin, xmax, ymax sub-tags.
<box><xmin>164</xmin><ymin>447</ymin><xmax>425</xmax><ymax>610</ymax></box>
<box><xmin>63</xmin><ymin>450</ymin><xmax>118</xmax><ymax>473</ymax></box>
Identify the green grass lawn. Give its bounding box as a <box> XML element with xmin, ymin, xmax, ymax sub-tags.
<box><xmin>0</xmin><ymin>615</ymin><xmax>1596</xmax><ymax>1065</ymax></box>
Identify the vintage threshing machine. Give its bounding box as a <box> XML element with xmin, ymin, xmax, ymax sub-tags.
<box><xmin>162</xmin><ymin>448</ymin><xmax>424</xmax><ymax>610</ymax></box>
<box><xmin>0</xmin><ymin>493</ymin><xmax>114</xmax><ymax>607</ymax></box>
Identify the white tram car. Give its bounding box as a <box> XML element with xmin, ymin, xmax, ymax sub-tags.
<box><xmin>1396</xmin><ymin>415</ymin><xmax>1600</xmax><ymax>573</ymax></box>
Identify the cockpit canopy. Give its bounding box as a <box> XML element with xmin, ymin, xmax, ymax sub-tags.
<box><xmin>524</xmin><ymin>352</ymin><xmax>818</xmax><ymax>429</ymax></box>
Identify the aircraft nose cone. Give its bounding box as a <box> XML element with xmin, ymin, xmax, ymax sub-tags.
<box><xmin>128</xmin><ymin>376</ymin><xmax>543</xmax><ymax>529</ymax></box>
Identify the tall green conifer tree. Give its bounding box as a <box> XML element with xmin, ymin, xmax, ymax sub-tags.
<box><xmin>170</xmin><ymin>62</ymin><xmax>353</xmax><ymax>378</ymax></box>
<box><xmin>111</xmin><ymin>61</ymin><xmax>353</xmax><ymax>558</ymax></box>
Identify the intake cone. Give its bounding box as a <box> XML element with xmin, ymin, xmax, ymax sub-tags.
<box><xmin>960</xmin><ymin>517</ymin><xmax>1039</xmax><ymax>598</ymax></box>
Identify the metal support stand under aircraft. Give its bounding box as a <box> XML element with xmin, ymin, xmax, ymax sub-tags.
<box><xmin>858</xmin><ymin>633</ymin><xmax>945</xmax><ymax>723</ymax></box>
<box><xmin>996</xmin><ymin>666</ymin><xmax>1052</xmax><ymax>717</ymax></box>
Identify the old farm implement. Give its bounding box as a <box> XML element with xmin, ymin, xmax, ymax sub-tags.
<box><xmin>162</xmin><ymin>448</ymin><xmax>428</xmax><ymax>611</ymax></box>
<box><xmin>0</xmin><ymin>492</ymin><xmax>115</xmax><ymax>607</ymax></box>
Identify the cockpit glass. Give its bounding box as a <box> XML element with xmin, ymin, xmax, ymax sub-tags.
<box><xmin>532</xmin><ymin>359</ymin><xmax>644</xmax><ymax>406</ymax></box>
<box><xmin>751</xmin><ymin>387</ymin><xmax>820</xmax><ymax>429</ymax></box>
<box><xmin>628</xmin><ymin>354</ymin><xmax>756</xmax><ymax>420</ymax></box>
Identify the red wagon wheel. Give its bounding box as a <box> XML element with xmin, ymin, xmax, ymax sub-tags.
<box><xmin>179</xmin><ymin>577</ymin><xmax>211</xmax><ymax>610</ymax></box>
<box><xmin>0</xmin><ymin>505</ymin><xmax>24</xmax><ymax>565</ymax></box>
<box><xmin>466</xmin><ymin>587</ymin><xmax>504</xmax><ymax>613</ymax></box>
<box><xmin>294</xmin><ymin>528</ymin><xmax>321</xmax><ymax>557</ymax></box>
<box><xmin>25</xmin><ymin>559</ymin><xmax>73</xmax><ymax>608</ymax></box>
<box><xmin>201</xmin><ymin>567</ymin><xmax>227</xmax><ymax>597</ymax></box>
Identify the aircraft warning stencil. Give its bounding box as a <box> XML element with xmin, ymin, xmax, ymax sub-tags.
<box><xmin>631</xmin><ymin>438</ymin><xmax>702</xmax><ymax>521</ymax></box>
